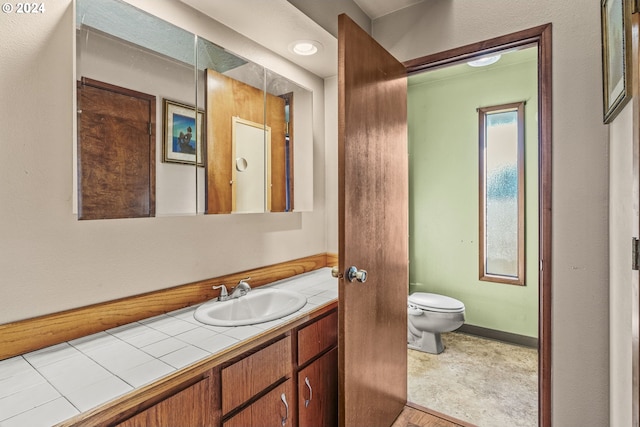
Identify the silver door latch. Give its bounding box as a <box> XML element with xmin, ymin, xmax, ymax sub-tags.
<box><xmin>346</xmin><ymin>266</ymin><xmax>367</xmax><ymax>283</ymax></box>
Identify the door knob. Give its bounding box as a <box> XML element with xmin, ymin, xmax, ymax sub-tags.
<box><xmin>346</xmin><ymin>266</ymin><xmax>367</xmax><ymax>283</ymax></box>
<box><xmin>331</xmin><ymin>266</ymin><xmax>340</xmax><ymax>278</ymax></box>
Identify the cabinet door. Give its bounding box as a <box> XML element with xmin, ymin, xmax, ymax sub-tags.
<box><xmin>224</xmin><ymin>379</ymin><xmax>293</xmax><ymax>427</ymax></box>
<box><xmin>298</xmin><ymin>347</ymin><xmax>338</xmax><ymax>427</ymax></box>
<box><xmin>116</xmin><ymin>378</ymin><xmax>212</xmax><ymax>427</ymax></box>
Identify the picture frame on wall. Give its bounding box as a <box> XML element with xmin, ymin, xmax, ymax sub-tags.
<box><xmin>601</xmin><ymin>0</ymin><xmax>632</xmax><ymax>123</ymax></box>
<box><xmin>162</xmin><ymin>99</ymin><xmax>205</xmax><ymax>166</ymax></box>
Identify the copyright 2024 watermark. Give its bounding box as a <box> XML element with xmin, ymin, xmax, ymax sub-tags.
<box><xmin>2</xmin><ymin>2</ymin><xmax>46</xmax><ymax>14</ymax></box>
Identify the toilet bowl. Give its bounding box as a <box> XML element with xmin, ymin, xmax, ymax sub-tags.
<box><xmin>407</xmin><ymin>292</ymin><xmax>465</xmax><ymax>354</ymax></box>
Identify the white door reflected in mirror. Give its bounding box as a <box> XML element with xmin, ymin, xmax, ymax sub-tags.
<box><xmin>232</xmin><ymin>117</ymin><xmax>271</xmax><ymax>213</ymax></box>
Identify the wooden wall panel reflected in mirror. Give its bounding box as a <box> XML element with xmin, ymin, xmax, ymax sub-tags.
<box><xmin>77</xmin><ymin>78</ymin><xmax>156</xmax><ymax>220</ymax></box>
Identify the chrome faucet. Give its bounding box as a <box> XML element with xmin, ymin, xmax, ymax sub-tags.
<box><xmin>229</xmin><ymin>277</ymin><xmax>251</xmax><ymax>299</ymax></box>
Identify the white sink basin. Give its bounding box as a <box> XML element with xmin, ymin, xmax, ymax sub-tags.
<box><xmin>194</xmin><ymin>288</ymin><xmax>307</xmax><ymax>326</ymax></box>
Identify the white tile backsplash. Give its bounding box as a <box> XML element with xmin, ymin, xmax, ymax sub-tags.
<box><xmin>160</xmin><ymin>345</ymin><xmax>210</xmax><ymax>369</ymax></box>
<box><xmin>140</xmin><ymin>314</ymin><xmax>199</xmax><ymax>336</ymax></box>
<box><xmin>140</xmin><ymin>337</ymin><xmax>189</xmax><ymax>358</ymax></box>
<box><xmin>64</xmin><ymin>376</ymin><xmax>132</xmax><ymax>412</ymax></box>
<box><xmin>23</xmin><ymin>343</ymin><xmax>79</xmax><ymax>369</ymax></box>
<box><xmin>0</xmin><ymin>381</ymin><xmax>60</xmax><ymax>421</ymax></box>
<box><xmin>117</xmin><ymin>359</ymin><xmax>174</xmax><ymax>388</ymax></box>
<box><xmin>0</xmin><ymin>368</ymin><xmax>47</xmax><ymax>399</ymax></box>
<box><xmin>0</xmin><ymin>398</ymin><xmax>78</xmax><ymax>427</ymax></box>
<box><xmin>174</xmin><ymin>326</ymin><xmax>218</xmax><ymax>343</ymax></box>
<box><xmin>308</xmin><ymin>294</ymin><xmax>334</xmax><ymax>305</ymax></box>
<box><xmin>166</xmin><ymin>306</ymin><xmax>201</xmax><ymax>325</ymax></box>
<box><xmin>0</xmin><ymin>357</ymin><xmax>34</xmax><ymax>380</ymax></box>
<box><xmin>68</xmin><ymin>331</ymin><xmax>120</xmax><ymax>353</ymax></box>
<box><xmin>222</xmin><ymin>325</ymin><xmax>262</xmax><ymax>341</ymax></box>
<box><xmin>115</xmin><ymin>327</ymin><xmax>171</xmax><ymax>349</ymax></box>
<box><xmin>175</xmin><ymin>328</ymin><xmax>239</xmax><ymax>353</ymax></box>
<box><xmin>85</xmin><ymin>345</ymin><xmax>155</xmax><ymax>375</ymax></box>
<box><xmin>251</xmin><ymin>317</ymin><xmax>287</xmax><ymax>330</ymax></box>
<box><xmin>38</xmin><ymin>354</ymin><xmax>113</xmax><ymax>396</ymax></box>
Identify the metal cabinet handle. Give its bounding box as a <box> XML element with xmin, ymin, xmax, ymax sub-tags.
<box><xmin>304</xmin><ymin>376</ymin><xmax>313</xmax><ymax>407</ymax></box>
<box><xmin>280</xmin><ymin>392</ymin><xmax>289</xmax><ymax>426</ymax></box>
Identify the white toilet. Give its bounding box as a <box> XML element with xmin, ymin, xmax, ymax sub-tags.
<box><xmin>407</xmin><ymin>292</ymin><xmax>465</xmax><ymax>354</ymax></box>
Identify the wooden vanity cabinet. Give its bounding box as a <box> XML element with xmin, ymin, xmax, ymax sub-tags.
<box><xmin>296</xmin><ymin>310</ymin><xmax>338</xmax><ymax>427</ymax></box>
<box><xmin>115</xmin><ymin>375</ymin><xmax>218</xmax><ymax>427</ymax></box>
<box><xmin>87</xmin><ymin>305</ymin><xmax>338</xmax><ymax>427</ymax></box>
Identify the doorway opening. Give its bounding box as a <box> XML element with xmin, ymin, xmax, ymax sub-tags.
<box><xmin>403</xmin><ymin>24</ymin><xmax>552</xmax><ymax>427</ymax></box>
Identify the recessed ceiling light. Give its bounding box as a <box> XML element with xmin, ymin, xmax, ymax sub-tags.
<box><xmin>467</xmin><ymin>54</ymin><xmax>502</xmax><ymax>67</ymax></box>
<box><xmin>289</xmin><ymin>40</ymin><xmax>322</xmax><ymax>56</ymax></box>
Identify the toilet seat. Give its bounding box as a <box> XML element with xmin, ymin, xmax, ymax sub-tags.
<box><xmin>408</xmin><ymin>292</ymin><xmax>465</xmax><ymax>313</ymax></box>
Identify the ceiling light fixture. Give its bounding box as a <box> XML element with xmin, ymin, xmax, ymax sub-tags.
<box><xmin>467</xmin><ymin>54</ymin><xmax>502</xmax><ymax>67</ymax></box>
<box><xmin>289</xmin><ymin>40</ymin><xmax>322</xmax><ymax>56</ymax></box>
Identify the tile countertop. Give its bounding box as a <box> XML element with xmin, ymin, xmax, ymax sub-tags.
<box><xmin>0</xmin><ymin>268</ymin><xmax>337</xmax><ymax>427</ymax></box>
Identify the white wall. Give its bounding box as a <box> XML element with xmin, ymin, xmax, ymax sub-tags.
<box><xmin>609</xmin><ymin>103</ymin><xmax>633</xmax><ymax>427</ymax></box>
<box><xmin>374</xmin><ymin>1</ymin><xmax>610</xmax><ymax>426</ymax></box>
<box><xmin>0</xmin><ymin>1</ymin><xmax>327</xmax><ymax>324</ymax></box>
<box><xmin>324</xmin><ymin>75</ymin><xmax>338</xmax><ymax>253</ymax></box>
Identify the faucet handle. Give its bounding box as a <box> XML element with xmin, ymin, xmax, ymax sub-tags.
<box><xmin>212</xmin><ymin>285</ymin><xmax>228</xmax><ymax>300</ymax></box>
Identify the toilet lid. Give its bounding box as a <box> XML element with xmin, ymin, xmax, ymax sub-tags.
<box><xmin>408</xmin><ymin>292</ymin><xmax>465</xmax><ymax>313</ymax></box>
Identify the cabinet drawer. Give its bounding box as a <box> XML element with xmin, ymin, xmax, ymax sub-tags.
<box><xmin>298</xmin><ymin>310</ymin><xmax>338</xmax><ymax>366</ymax></box>
<box><xmin>116</xmin><ymin>377</ymin><xmax>212</xmax><ymax>427</ymax></box>
<box><xmin>222</xmin><ymin>336</ymin><xmax>291</xmax><ymax>415</ymax></box>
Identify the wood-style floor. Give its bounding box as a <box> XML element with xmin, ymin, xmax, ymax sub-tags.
<box><xmin>391</xmin><ymin>403</ymin><xmax>476</xmax><ymax>427</ymax></box>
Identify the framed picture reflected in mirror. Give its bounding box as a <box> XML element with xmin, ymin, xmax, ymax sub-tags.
<box><xmin>163</xmin><ymin>99</ymin><xmax>204</xmax><ymax>166</ymax></box>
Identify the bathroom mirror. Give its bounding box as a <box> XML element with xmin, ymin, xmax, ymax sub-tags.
<box><xmin>76</xmin><ymin>0</ymin><xmax>199</xmax><ymax>218</ymax></box>
<box><xmin>75</xmin><ymin>0</ymin><xmax>313</xmax><ymax>219</ymax></box>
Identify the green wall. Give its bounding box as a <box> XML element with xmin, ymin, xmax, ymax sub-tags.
<box><xmin>408</xmin><ymin>53</ymin><xmax>539</xmax><ymax>338</ymax></box>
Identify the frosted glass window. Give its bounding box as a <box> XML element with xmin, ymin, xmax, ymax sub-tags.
<box><xmin>478</xmin><ymin>102</ymin><xmax>525</xmax><ymax>285</ymax></box>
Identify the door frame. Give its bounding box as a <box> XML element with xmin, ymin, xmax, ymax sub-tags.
<box><xmin>632</xmin><ymin>12</ymin><xmax>639</xmax><ymax>427</ymax></box>
<box><xmin>404</xmin><ymin>24</ymin><xmax>553</xmax><ymax>427</ymax></box>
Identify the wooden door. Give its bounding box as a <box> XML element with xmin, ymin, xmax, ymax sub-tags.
<box><xmin>338</xmin><ymin>14</ymin><xmax>408</xmax><ymax>427</ymax></box>
<box><xmin>77</xmin><ymin>78</ymin><xmax>155</xmax><ymax>220</ymax></box>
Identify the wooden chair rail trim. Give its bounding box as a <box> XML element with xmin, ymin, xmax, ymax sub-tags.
<box><xmin>0</xmin><ymin>253</ymin><xmax>337</xmax><ymax>361</ymax></box>
<box><xmin>326</xmin><ymin>252</ymin><xmax>338</xmax><ymax>267</ymax></box>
